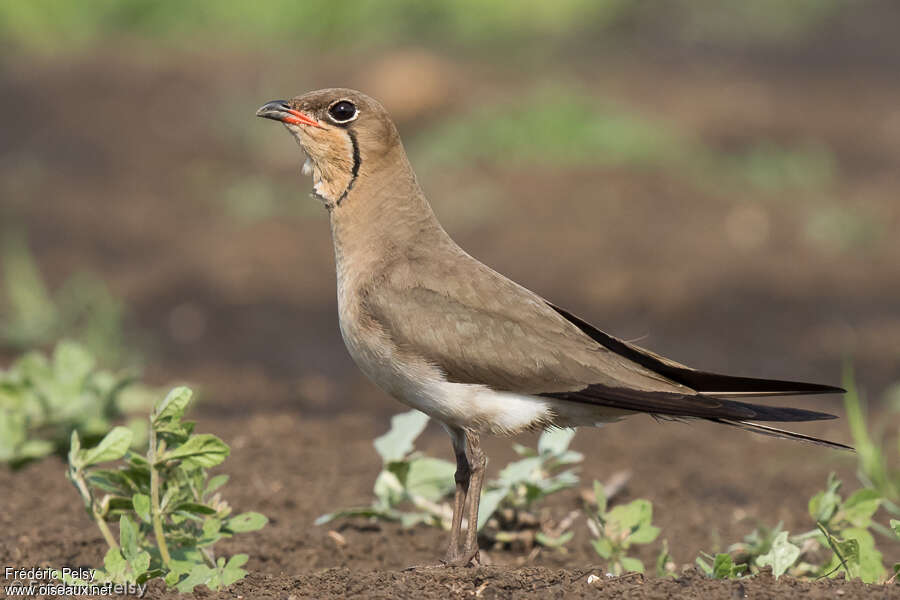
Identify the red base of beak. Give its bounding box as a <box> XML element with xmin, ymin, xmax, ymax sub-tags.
<box><xmin>256</xmin><ymin>100</ymin><xmax>320</xmax><ymax>128</ymax></box>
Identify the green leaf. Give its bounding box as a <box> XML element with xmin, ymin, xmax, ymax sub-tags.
<box><xmin>88</xmin><ymin>468</ymin><xmax>142</xmax><ymax>495</ymax></box>
<box><xmin>108</xmin><ymin>496</ymin><xmax>137</xmax><ymax>512</ymax></box>
<box><xmin>399</xmin><ymin>512</ymin><xmax>432</xmax><ymax>528</ymax></box>
<box><xmin>218</xmin><ymin>554</ymin><xmax>249</xmax><ymax>587</ymax></box>
<box><xmin>405</xmin><ymin>456</ymin><xmax>456</xmax><ymax>502</ymax></box>
<box><xmin>103</xmin><ymin>547</ymin><xmax>128</xmax><ymax>580</ymax></box>
<box><xmin>17</xmin><ymin>438</ymin><xmax>55</xmax><ymax>461</ymax></box>
<box><xmin>225</xmin><ymin>554</ymin><xmax>249</xmax><ymax>569</ymax></box>
<box><xmin>554</xmin><ymin>449</ymin><xmax>584</xmax><ymax>465</ymax></box>
<box><xmin>537</xmin><ymin>428</ymin><xmax>576</xmax><ymax>456</ymax></box>
<box><xmin>79</xmin><ymin>426</ymin><xmax>133</xmax><ymax>466</ymax></box>
<box><xmin>201</xmin><ymin>517</ymin><xmax>223</xmax><ymax>540</ymax></box>
<box><xmin>152</xmin><ymin>386</ymin><xmax>193</xmax><ymax>425</ymax></box>
<box><xmin>838</xmin><ymin>528</ymin><xmax>884</xmax><ymax>583</ymax></box>
<box><xmin>891</xmin><ymin>519</ymin><xmax>900</xmax><ymax>540</ymax></box>
<box><xmin>162</xmin><ymin>433</ymin><xmax>229</xmax><ymax>467</ymax></box>
<box><xmin>756</xmin><ymin>531</ymin><xmax>800</xmax><ymax>578</ymax></box>
<box><xmin>204</xmin><ymin>474</ymin><xmax>229</xmax><ymax>497</ymax></box>
<box><xmin>373</xmin><ymin>469</ymin><xmax>405</xmax><ymax>507</ymax></box>
<box><xmin>619</xmin><ymin>556</ymin><xmax>645</xmax><ymax>573</ymax></box>
<box><xmin>809</xmin><ymin>473</ymin><xmax>841</xmax><ymax>523</ymax></box>
<box><xmin>132</xmin><ymin>494</ymin><xmax>150</xmax><ymax>523</ymax></box>
<box><xmin>476</xmin><ymin>488</ymin><xmax>508</xmax><ymax>531</ymax></box>
<box><xmin>135</xmin><ymin>569</ymin><xmax>165</xmax><ymax>585</ymax></box>
<box><xmin>68</xmin><ymin>430</ymin><xmax>81</xmax><ymax>467</ymax></box>
<box><xmin>655</xmin><ymin>540</ymin><xmax>675</xmax><ymax>578</ymax></box>
<box><xmin>712</xmin><ymin>553</ymin><xmax>744</xmax><ymax>579</ymax></box>
<box><xmin>119</xmin><ymin>515</ymin><xmax>140</xmax><ymax>561</ymax></box>
<box><xmin>591</xmin><ymin>537</ymin><xmax>613</xmax><ymax>559</ymax></box>
<box><xmin>128</xmin><ymin>550</ymin><xmax>151</xmax><ymax>578</ymax></box>
<box><xmin>535</xmin><ymin>530</ymin><xmax>573</xmax><ymax>548</ymax></box>
<box><xmin>53</xmin><ymin>340</ymin><xmax>95</xmax><ymax>385</ymax></box>
<box><xmin>695</xmin><ymin>555</ymin><xmax>714</xmax><ymax>577</ymax></box>
<box><xmin>497</xmin><ymin>456</ymin><xmax>541</xmax><ymax>486</ymax></box>
<box><xmin>315</xmin><ymin>506</ymin><xmax>398</xmax><ymax>525</ymax></box>
<box><xmin>385</xmin><ymin>460</ymin><xmax>412</xmax><ymax>488</ymax></box>
<box><xmin>174</xmin><ymin>502</ymin><xmax>218</xmax><ymax>516</ymax></box>
<box><xmin>593</xmin><ymin>480</ymin><xmax>607</xmax><ymax>515</ymax></box>
<box><xmin>840</xmin><ymin>489</ymin><xmax>881</xmax><ymax>528</ymax></box>
<box><xmin>175</xmin><ymin>564</ymin><xmax>216</xmax><ymax>593</ymax></box>
<box><xmin>373</xmin><ymin>410</ymin><xmax>429</xmax><ymax>463</ymax></box>
<box><xmin>607</xmin><ymin>499</ymin><xmax>659</xmax><ymax>545</ymax></box>
<box><xmin>226</xmin><ymin>512</ymin><xmax>268</xmax><ymax>533</ymax></box>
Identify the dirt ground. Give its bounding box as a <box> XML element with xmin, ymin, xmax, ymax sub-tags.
<box><xmin>2</xmin><ymin>36</ymin><xmax>900</xmax><ymax>598</ymax></box>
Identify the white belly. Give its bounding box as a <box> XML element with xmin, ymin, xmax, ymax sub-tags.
<box><xmin>334</xmin><ymin>261</ymin><xmax>628</xmax><ymax>434</ymax></box>
<box><xmin>340</xmin><ymin>310</ymin><xmax>627</xmax><ymax>433</ymax></box>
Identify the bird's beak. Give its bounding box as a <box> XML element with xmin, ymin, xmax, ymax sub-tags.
<box><xmin>256</xmin><ymin>100</ymin><xmax>320</xmax><ymax>128</ymax></box>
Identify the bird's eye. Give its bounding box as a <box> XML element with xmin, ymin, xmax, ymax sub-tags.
<box><xmin>328</xmin><ymin>100</ymin><xmax>358</xmax><ymax>123</ymax></box>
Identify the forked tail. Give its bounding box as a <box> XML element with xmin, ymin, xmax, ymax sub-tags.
<box><xmin>710</xmin><ymin>418</ymin><xmax>854</xmax><ymax>451</ymax></box>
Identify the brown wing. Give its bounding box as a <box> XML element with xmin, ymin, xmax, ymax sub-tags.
<box><xmin>362</xmin><ymin>255</ymin><xmax>837</xmax><ymax>423</ymax></box>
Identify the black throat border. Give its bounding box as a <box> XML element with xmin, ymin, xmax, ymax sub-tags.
<box><xmin>335</xmin><ymin>130</ymin><xmax>361</xmax><ymax>207</ymax></box>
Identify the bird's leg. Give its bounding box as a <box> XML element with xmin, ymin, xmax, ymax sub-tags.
<box><xmin>442</xmin><ymin>426</ymin><xmax>470</xmax><ymax>564</ymax></box>
<box><xmin>455</xmin><ymin>429</ymin><xmax>486</xmax><ymax>567</ymax></box>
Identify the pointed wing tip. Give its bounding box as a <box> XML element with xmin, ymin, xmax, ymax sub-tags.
<box><xmin>715</xmin><ymin>418</ymin><xmax>856</xmax><ymax>452</ymax></box>
<box><xmin>816</xmin><ymin>384</ymin><xmax>847</xmax><ymax>395</ymax></box>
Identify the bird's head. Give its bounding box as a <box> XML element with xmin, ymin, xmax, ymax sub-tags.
<box><xmin>256</xmin><ymin>88</ymin><xmax>403</xmax><ymax>209</ymax></box>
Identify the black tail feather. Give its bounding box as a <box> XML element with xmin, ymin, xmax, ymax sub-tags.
<box><xmin>549</xmin><ymin>303</ymin><xmax>845</xmax><ymax>398</ymax></box>
<box><xmin>710</xmin><ymin>418</ymin><xmax>854</xmax><ymax>451</ymax></box>
<box><xmin>718</xmin><ymin>397</ymin><xmax>838</xmax><ymax>422</ymax></box>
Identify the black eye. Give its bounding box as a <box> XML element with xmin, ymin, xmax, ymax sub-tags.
<box><xmin>328</xmin><ymin>100</ymin><xmax>357</xmax><ymax>123</ymax></box>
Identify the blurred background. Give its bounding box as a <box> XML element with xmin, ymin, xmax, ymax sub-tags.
<box><xmin>2</xmin><ymin>0</ymin><xmax>897</xmax><ymax>411</ymax></box>
<box><xmin>2</xmin><ymin>0</ymin><xmax>900</xmax><ymax>574</ymax></box>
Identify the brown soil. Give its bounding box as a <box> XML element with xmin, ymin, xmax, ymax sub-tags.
<box><xmin>2</xmin><ymin>36</ymin><xmax>900</xmax><ymax>598</ymax></box>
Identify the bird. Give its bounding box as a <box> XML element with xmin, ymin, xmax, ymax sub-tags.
<box><xmin>256</xmin><ymin>88</ymin><xmax>851</xmax><ymax>567</ymax></box>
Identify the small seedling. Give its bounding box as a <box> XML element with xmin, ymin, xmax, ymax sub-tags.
<box><xmin>713</xmin><ymin>521</ymin><xmax>802</xmax><ymax>579</ymax></box>
<box><xmin>843</xmin><ymin>367</ymin><xmax>900</xmax><ymax>518</ymax></box>
<box><xmin>655</xmin><ymin>539</ymin><xmax>678</xmax><ymax>578</ymax></box>
<box><xmin>810</xmin><ymin>473</ymin><xmax>884</xmax><ymax>582</ymax></box>
<box><xmin>478</xmin><ymin>427</ymin><xmax>583</xmax><ymax>550</ymax></box>
<box><xmin>317</xmin><ymin>410</ymin><xmax>456</xmax><ymax>528</ymax></box>
<box><xmin>698</xmin><ymin>472</ymin><xmax>886</xmax><ymax>582</ymax></box>
<box><xmin>66</xmin><ymin>386</ymin><xmax>267</xmax><ymax>592</ymax></box>
<box><xmin>0</xmin><ymin>340</ymin><xmax>155</xmax><ymax>467</ymax></box>
<box><xmin>695</xmin><ymin>552</ymin><xmax>748</xmax><ymax>579</ymax></box>
<box><xmin>586</xmin><ymin>480</ymin><xmax>660</xmax><ymax>574</ymax></box>
<box><xmin>318</xmin><ymin>412</ymin><xmax>583</xmax><ymax>552</ymax></box>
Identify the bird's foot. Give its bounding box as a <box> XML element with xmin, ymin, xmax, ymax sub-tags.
<box><xmin>402</xmin><ymin>562</ymin><xmax>449</xmax><ymax>571</ymax></box>
<box><xmin>403</xmin><ymin>550</ymin><xmax>481</xmax><ymax>571</ymax></box>
<box><xmin>441</xmin><ymin>547</ymin><xmax>481</xmax><ymax>568</ymax></box>
<box><xmin>403</xmin><ymin>548</ymin><xmax>481</xmax><ymax>571</ymax></box>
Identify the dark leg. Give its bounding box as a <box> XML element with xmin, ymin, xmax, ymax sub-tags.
<box><xmin>443</xmin><ymin>426</ymin><xmax>470</xmax><ymax>564</ymax></box>
<box><xmin>456</xmin><ymin>429</ymin><xmax>486</xmax><ymax>566</ymax></box>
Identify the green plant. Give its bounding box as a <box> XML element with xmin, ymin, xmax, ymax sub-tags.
<box><xmin>810</xmin><ymin>473</ymin><xmax>884</xmax><ymax>582</ymax></box>
<box><xmin>843</xmin><ymin>367</ymin><xmax>900</xmax><ymax>516</ymax></box>
<box><xmin>697</xmin><ymin>522</ymin><xmax>797</xmax><ymax>579</ymax></box>
<box><xmin>317</xmin><ymin>411</ymin><xmax>583</xmax><ymax>551</ymax></box>
<box><xmin>0</xmin><ymin>340</ymin><xmax>154</xmax><ymax>467</ymax></box>
<box><xmin>316</xmin><ymin>410</ymin><xmax>456</xmax><ymax>528</ymax></box>
<box><xmin>654</xmin><ymin>539</ymin><xmax>678</xmax><ymax>578</ymax></box>
<box><xmin>477</xmin><ymin>428</ymin><xmax>583</xmax><ymax>550</ymax></box>
<box><xmin>697</xmin><ymin>473</ymin><xmax>885</xmax><ymax>582</ymax></box>
<box><xmin>1</xmin><ymin>235</ymin><xmax>131</xmax><ymax>365</ymax></box>
<box><xmin>65</xmin><ymin>386</ymin><xmax>267</xmax><ymax>592</ymax></box>
<box><xmin>586</xmin><ymin>481</ymin><xmax>660</xmax><ymax>574</ymax></box>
